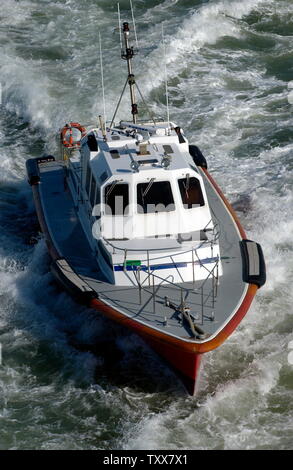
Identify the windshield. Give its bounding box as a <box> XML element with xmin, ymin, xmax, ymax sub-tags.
<box><xmin>104</xmin><ymin>183</ymin><xmax>129</xmax><ymax>216</ymax></box>
<box><xmin>178</xmin><ymin>176</ymin><xmax>205</xmax><ymax>209</ymax></box>
<box><xmin>137</xmin><ymin>181</ymin><xmax>175</xmax><ymax>213</ymax></box>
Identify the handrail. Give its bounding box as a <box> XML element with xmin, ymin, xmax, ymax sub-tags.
<box><xmin>102</xmin><ymin>218</ymin><xmax>220</xmax><ymax>255</ymax></box>
<box><xmin>103</xmin><ymin>236</ymin><xmax>218</xmax><ymax>257</ymax></box>
<box><xmin>133</xmin><ymin>258</ymin><xmax>219</xmax><ymax>336</ymax></box>
<box><xmin>103</xmin><ymin>222</ymin><xmax>221</xmax><ymax>335</ymax></box>
<box><xmin>137</xmin><ymin>254</ymin><xmax>219</xmax><ymax>294</ymax></box>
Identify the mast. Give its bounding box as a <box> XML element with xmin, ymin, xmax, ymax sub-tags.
<box><xmin>121</xmin><ymin>22</ymin><xmax>138</xmax><ymax>124</ymax></box>
<box><xmin>110</xmin><ymin>9</ymin><xmax>155</xmax><ymax>128</ymax></box>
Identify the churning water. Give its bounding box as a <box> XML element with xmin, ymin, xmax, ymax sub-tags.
<box><xmin>0</xmin><ymin>0</ymin><xmax>292</xmax><ymax>450</ymax></box>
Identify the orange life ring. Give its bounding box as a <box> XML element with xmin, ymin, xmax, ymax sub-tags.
<box><xmin>60</xmin><ymin>122</ymin><xmax>86</xmax><ymax>148</ymax></box>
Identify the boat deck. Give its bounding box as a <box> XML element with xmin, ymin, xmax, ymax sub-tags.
<box><xmin>37</xmin><ymin>160</ymin><xmax>248</xmax><ymax>343</ymax></box>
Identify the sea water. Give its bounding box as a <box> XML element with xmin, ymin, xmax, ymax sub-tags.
<box><xmin>0</xmin><ymin>0</ymin><xmax>292</xmax><ymax>450</ymax></box>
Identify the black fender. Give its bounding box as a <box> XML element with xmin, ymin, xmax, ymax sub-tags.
<box><xmin>189</xmin><ymin>145</ymin><xmax>208</xmax><ymax>169</ymax></box>
<box><xmin>51</xmin><ymin>258</ymin><xmax>97</xmax><ymax>306</ymax></box>
<box><xmin>240</xmin><ymin>239</ymin><xmax>266</xmax><ymax>288</ymax></box>
<box><xmin>87</xmin><ymin>134</ymin><xmax>98</xmax><ymax>151</ymax></box>
<box><xmin>26</xmin><ymin>158</ymin><xmax>40</xmax><ymax>185</ymax></box>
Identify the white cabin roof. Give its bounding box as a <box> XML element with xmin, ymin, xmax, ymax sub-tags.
<box><xmin>84</xmin><ymin>122</ymin><xmax>197</xmax><ymax>181</ymax></box>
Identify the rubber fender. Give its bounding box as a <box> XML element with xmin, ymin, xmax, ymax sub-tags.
<box><xmin>189</xmin><ymin>145</ymin><xmax>208</xmax><ymax>169</ymax></box>
<box><xmin>26</xmin><ymin>158</ymin><xmax>40</xmax><ymax>185</ymax></box>
<box><xmin>51</xmin><ymin>258</ymin><xmax>97</xmax><ymax>306</ymax></box>
<box><xmin>87</xmin><ymin>134</ymin><xmax>98</xmax><ymax>151</ymax></box>
<box><xmin>240</xmin><ymin>239</ymin><xmax>266</xmax><ymax>288</ymax></box>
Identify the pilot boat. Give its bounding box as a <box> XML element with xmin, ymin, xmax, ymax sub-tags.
<box><xmin>26</xmin><ymin>20</ymin><xmax>266</xmax><ymax>394</ymax></box>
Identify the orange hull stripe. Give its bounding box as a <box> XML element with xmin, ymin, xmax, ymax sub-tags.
<box><xmin>91</xmin><ymin>283</ymin><xmax>258</xmax><ymax>356</ymax></box>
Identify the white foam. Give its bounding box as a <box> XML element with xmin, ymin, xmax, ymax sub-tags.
<box><xmin>0</xmin><ymin>0</ymin><xmax>33</xmax><ymax>26</ymax></box>
<box><xmin>0</xmin><ymin>56</ymin><xmax>60</xmax><ymax>133</ymax></box>
<box><xmin>141</xmin><ymin>0</ymin><xmax>268</xmax><ymax>92</ymax></box>
<box><xmin>123</xmin><ymin>344</ymin><xmax>283</xmax><ymax>450</ymax></box>
<box><xmin>288</xmin><ymin>91</ymin><xmax>293</xmax><ymax>104</ymax></box>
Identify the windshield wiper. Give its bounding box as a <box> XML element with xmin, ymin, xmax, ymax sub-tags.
<box><xmin>106</xmin><ymin>180</ymin><xmax>119</xmax><ymax>203</ymax></box>
<box><xmin>142</xmin><ymin>178</ymin><xmax>156</xmax><ymax>198</ymax></box>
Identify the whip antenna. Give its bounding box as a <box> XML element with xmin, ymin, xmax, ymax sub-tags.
<box><xmin>130</xmin><ymin>0</ymin><xmax>139</xmax><ymax>49</ymax></box>
<box><xmin>99</xmin><ymin>32</ymin><xmax>107</xmax><ymax>138</ymax></box>
<box><xmin>162</xmin><ymin>25</ymin><xmax>170</xmax><ymax>131</ymax></box>
<box><xmin>117</xmin><ymin>3</ymin><xmax>123</xmax><ymax>50</ymax></box>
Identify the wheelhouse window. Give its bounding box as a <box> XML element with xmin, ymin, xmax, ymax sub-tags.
<box><xmin>104</xmin><ymin>182</ymin><xmax>129</xmax><ymax>216</ymax></box>
<box><xmin>178</xmin><ymin>176</ymin><xmax>205</xmax><ymax>209</ymax></box>
<box><xmin>137</xmin><ymin>181</ymin><xmax>175</xmax><ymax>213</ymax></box>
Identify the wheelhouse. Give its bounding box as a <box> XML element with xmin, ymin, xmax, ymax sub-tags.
<box><xmin>96</xmin><ymin>169</ymin><xmax>210</xmax><ymax>242</ymax></box>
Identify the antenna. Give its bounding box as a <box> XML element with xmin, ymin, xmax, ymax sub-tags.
<box><xmin>130</xmin><ymin>0</ymin><xmax>139</xmax><ymax>49</ymax></box>
<box><xmin>117</xmin><ymin>3</ymin><xmax>123</xmax><ymax>50</ymax></box>
<box><xmin>110</xmin><ymin>5</ymin><xmax>156</xmax><ymax>127</ymax></box>
<box><xmin>99</xmin><ymin>32</ymin><xmax>107</xmax><ymax>138</ymax></box>
<box><xmin>162</xmin><ymin>25</ymin><xmax>170</xmax><ymax>131</ymax></box>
